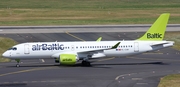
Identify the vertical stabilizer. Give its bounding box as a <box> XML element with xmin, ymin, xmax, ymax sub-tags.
<box><xmin>137</xmin><ymin>13</ymin><xmax>170</xmax><ymax>41</ymax></box>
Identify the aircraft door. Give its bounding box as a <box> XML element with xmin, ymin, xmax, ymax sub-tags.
<box><xmin>24</xmin><ymin>44</ymin><xmax>30</xmax><ymax>54</ymax></box>
<box><xmin>134</xmin><ymin>42</ymin><xmax>139</xmax><ymax>52</ymax></box>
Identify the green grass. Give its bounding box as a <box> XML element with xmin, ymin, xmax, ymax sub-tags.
<box><xmin>0</xmin><ymin>0</ymin><xmax>180</xmax><ymax>25</ymax></box>
<box><xmin>158</xmin><ymin>74</ymin><xmax>180</xmax><ymax>87</ymax></box>
<box><xmin>0</xmin><ymin>37</ymin><xmax>17</xmax><ymax>62</ymax></box>
<box><xmin>165</xmin><ymin>32</ymin><xmax>180</xmax><ymax>51</ymax></box>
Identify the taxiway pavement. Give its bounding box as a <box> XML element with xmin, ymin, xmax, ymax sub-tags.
<box><xmin>0</xmin><ymin>24</ymin><xmax>180</xmax><ymax>33</ymax></box>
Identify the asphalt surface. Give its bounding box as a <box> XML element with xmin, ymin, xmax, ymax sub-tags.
<box><xmin>0</xmin><ymin>24</ymin><xmax>180</xmax><ymax>33</ymax></box>
<box><xmin>0</xmin><ymin>28</ymin><xmax>180</xmax><ymax>87</ymax></box>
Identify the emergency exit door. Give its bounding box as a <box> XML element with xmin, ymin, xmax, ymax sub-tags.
<box><xmin>134</xmin><ymin>42</ymin><xmax>139</xmax><ymax>52</ymax></box>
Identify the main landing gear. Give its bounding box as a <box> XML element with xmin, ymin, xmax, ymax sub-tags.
<box><xmin>15</xmin><ymin>59</ymin><xmax>20</xmax><ymax>67</ymax></box>
<box><xmin>81</xmin><ymin>60</ymin><xmax>91</xmax><ymax>66</ymax></box>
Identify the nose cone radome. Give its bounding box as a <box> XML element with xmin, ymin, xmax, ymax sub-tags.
<box><xmin>2</xmin><ymin>51</ymin><xmax>9</xmax><ymax>58</ymax></box>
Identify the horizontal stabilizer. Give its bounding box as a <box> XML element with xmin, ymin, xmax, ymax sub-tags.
<box><xmin>150</xmin><ymin>41</ymin><xmax>174</xmax><ymax>46</ymax></box>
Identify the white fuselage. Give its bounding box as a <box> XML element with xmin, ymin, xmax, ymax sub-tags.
<box><xmin>2</xmin><ymin>40</ymin><xmax>174</xmax><ymax>60</ymax></box>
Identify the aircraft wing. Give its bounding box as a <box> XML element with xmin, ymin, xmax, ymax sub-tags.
<box><xmin>51</xmin><ymin>42</ymin><xmax>120</xmax><ymax>59</ymax></box>
<box><xmin>96</xmin><ymin>37</ymin><xmax>102</xmax><ymax>42</ymax></box>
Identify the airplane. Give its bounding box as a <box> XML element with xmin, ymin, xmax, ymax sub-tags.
<box><xmin>2</xmin><ymin>13</ymin><xmax>174</xmax><ymax>67</ymax></box>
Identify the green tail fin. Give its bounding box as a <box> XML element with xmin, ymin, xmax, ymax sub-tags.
<box><xmin>137</xmin><ymin>13</ymin><xmax>170</xmax><ymax>41</ymax></box>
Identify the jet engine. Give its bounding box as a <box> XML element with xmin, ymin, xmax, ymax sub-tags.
<box><xmin>53</xmin><ymin>53</ymin><xmax>79</xmax><ymax>65</ymax></box>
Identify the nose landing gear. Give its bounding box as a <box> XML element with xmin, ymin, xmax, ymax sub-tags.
<box><xmin>15</xmin><ymin>59</ymin><xmax>20</xmax><ymax>67</ymax></box>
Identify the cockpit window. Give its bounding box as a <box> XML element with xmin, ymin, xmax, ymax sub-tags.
<box><xmin>8</xmin><ymin>47</ymin><xmax>17</xmax><ymax>50</ymax></box>
<box><xmin>13</xmin><ymin>47</ymin><xmax>17</xmax><ymax>50</ymax></box>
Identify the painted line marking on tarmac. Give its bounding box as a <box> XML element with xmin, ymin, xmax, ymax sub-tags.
<box><xmin>97</xmin><ymin>57</ymin><xmax>115</xmax><ymax>62</ymax></box>
<box><xmin>132</xmin><ymin>78</ymin><xmax>143</xmax><ymax>80</ymax></box>
<box><xmin>142</xmin><ymin>52</ymin><xmax>163</xmax><ymax>54</ymax></box>
<box><xmin>0</xmin><ymin>80</ymin><xmax>70</xmax><ymax>84</ymax></box>
<box><xmin>31</xmin><ymin>81</ymin><xmax>38</xmax><ymax>83</ymax></box>
<box><xmin>39</xmin><ymin>59</ymin><xmax>45</xmax><ymax>63</ymax></box>
<box><xmin>65</xmin><ymin>31</ymin><xmax>85</xmax><ymax>41</ymax></box>
<box><xmin>126</xmin><ymin>57</ymin><xmax>180</xmax><ymax>62</ymax></box>
<box><xmin>115</xmin><ymin>73</ymin><xmax>136</xmax><ymax>80</ymax></box>
<box><xmin>0</xmin><ymin>67</ymin><xmax>55</xmax><ymax>77</ymax></box>
<box><xmin>3</xmin><ymin>82</ymin><xmax>9</xmax><ymax>84</ymax></box>
<box><xmin>40</xmin><ymin>81</ymin><xmax>47</xmax><ymax>83</ymax></box>
<box><xmin>136</xmin><ymin>83</ymin><xmax>148</xmax><ymax>85</ymax></box>
<box><xmin>22</xmin><ymin>81</ymin><xmax>28</xmax><ymax>83</ymax></box>
<box><xmin>13</xmin><ymin>82</ymin><xmax>19</xmax><ymax>83</ymax></box>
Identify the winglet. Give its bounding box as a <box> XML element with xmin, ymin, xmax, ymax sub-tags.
<box><xmin>111</xmin><ymin>42</ymin><xmax>120</xmax><ymax>49</ymax></box>
<box><xmin>96</xmin><ymin>37</ymin><xmax>102</xmax><ymax>42</ymax></box>
<box><xmin>137</xmin><ymin>13</ymin><xmax>170</xmax><ymax>41</ymax></box>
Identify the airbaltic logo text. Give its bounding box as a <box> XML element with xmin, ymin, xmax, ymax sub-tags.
<box><xmin>62</xmin><ymin>58</ymin><xmax>72</xmax><ymax>61</ymax></box>
<box><xmin>32</xmin><ymin>44</ymin><xmax>64</xmax><ymax>51</ymax></box>
<box><xmin>147</xmin><ymin>33</ymin><xmax>162</xmax><ymax>39</ymax></box>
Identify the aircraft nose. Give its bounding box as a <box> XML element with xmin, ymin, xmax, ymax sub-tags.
<box><xmin>2</xmin><ymin>51</ymin><xmax>9</xmax><ymax>58</ymax></box>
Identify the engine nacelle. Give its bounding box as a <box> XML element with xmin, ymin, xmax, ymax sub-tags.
<box><xmin>59</xmin><ymin>54</ymin><xmax>78</xmax><ymax>65</ymax></box>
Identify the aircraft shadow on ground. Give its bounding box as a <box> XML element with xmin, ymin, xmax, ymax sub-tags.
<box><xmin>6</xmin><ymin>61</ymin><xmax>169</xmax><ymax>68</ymax></box>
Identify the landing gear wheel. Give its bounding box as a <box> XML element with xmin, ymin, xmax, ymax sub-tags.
<box><xmin>15</xmin><ymin>59</ymin><xmax>20</xmax><ymax>67</ymax></box>
<box><xmin>16</xmin><ymin>64</ymin><xmax>20</xmax><ymax>67</ymax></box>
<box><xmin>82</xmin><ymin>61</ymin><xmax>91</xmax><ymax>66</ymax></box>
